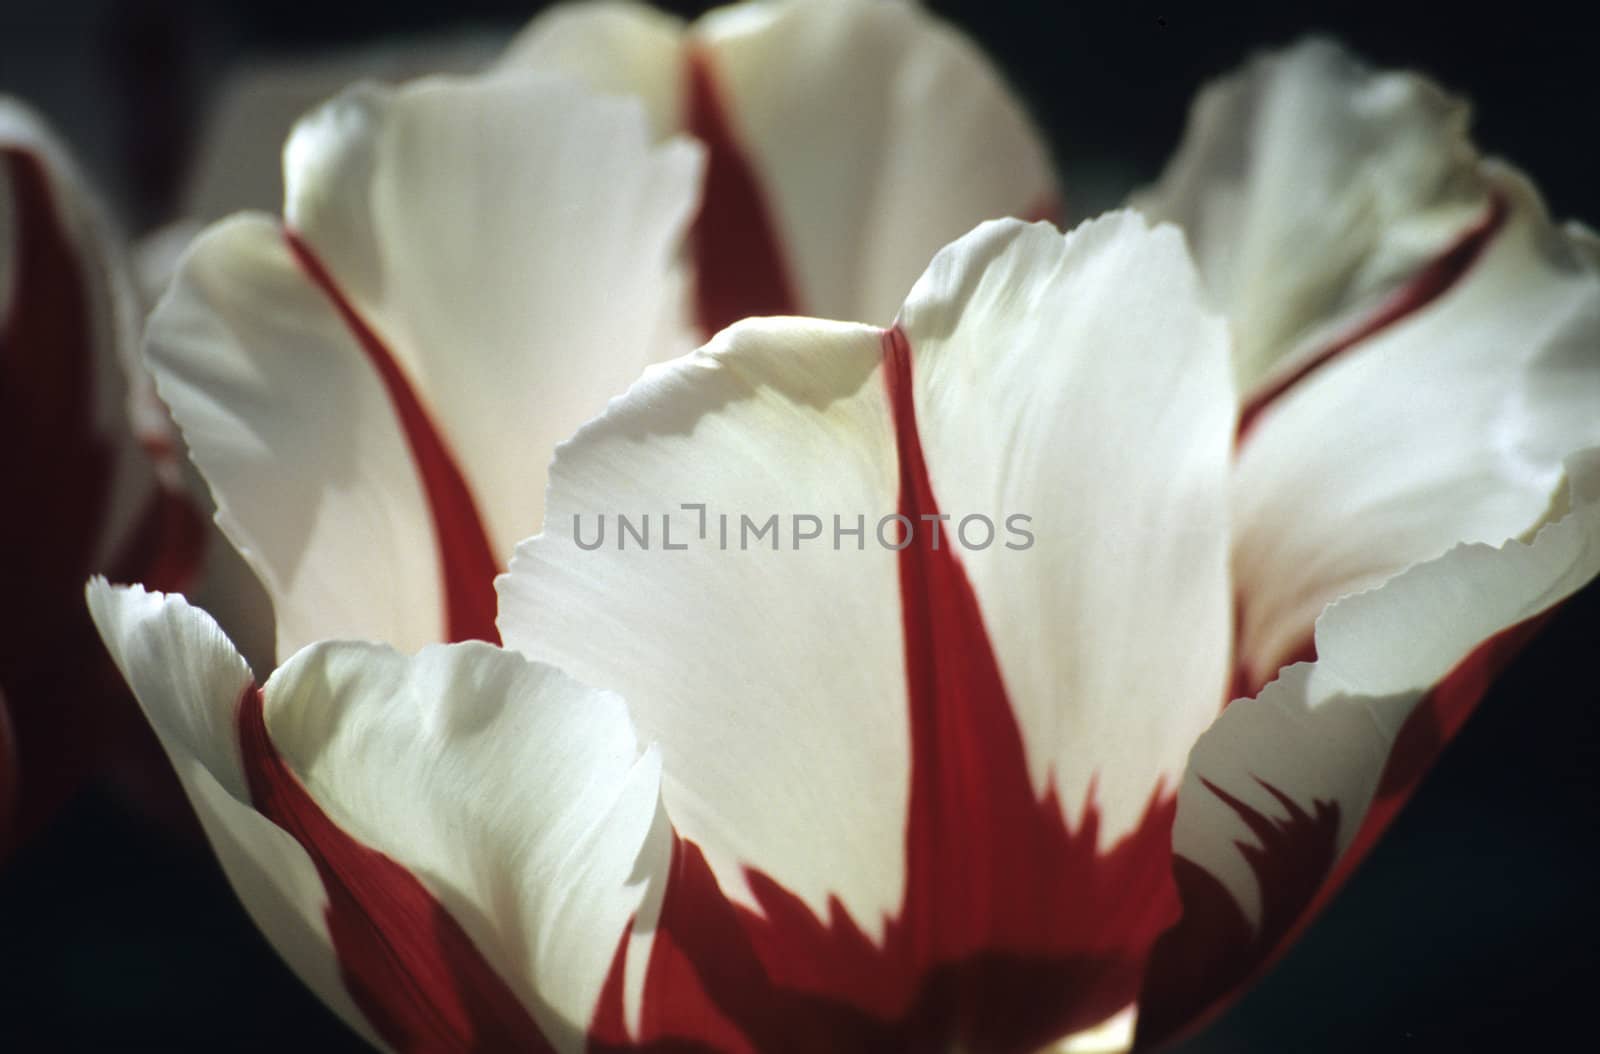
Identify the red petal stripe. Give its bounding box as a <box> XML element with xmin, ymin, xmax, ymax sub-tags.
<box><xmin>1</xmin><ymin>147</ymin><xmax>111</xmax><ymax>643</ymax></box>
<box><xmin>1</xmin><ymin>150</ymin><xmax>110</xmax><ymax>824</ymax></box>
<box><xmin>1135</xmin><ymin>612</ymin><xmax>1549</xmax><ymax>1049</ymax></box>
<box><xmin>237</xmin><ymin>686</ymin><xmax>552</xmax><ymax>1053</ymax></box>
<box><xmin>881</xmin><ymin>325</ymin><xmax>1179</xmax><ymax>1039</ymax></box>
<box><xmin>684</xmin><ymin>45</ymin><xmax>802</xmax><ymax>338</ymax></box>
<box><xmin>1236</xmin><ymin>194</ymin><xmax>1509</xmax><ymax>442</ymax></box>
<box><xmin>588</xmin><ymin>327</ymin><xmax>1180</xmax><ymax>1051</ymax></box>
<box><xmin>1228</xmin><ymin>194</ymin><xmax>1512</xmax><ymax>701</ymax></box>
<box><xmin>2</xmin><ymin>148</ymin><xmax>203</xmax><ymax>853</ymax></box>
<box><xmin>284</xmin><ymin>231</ymin><xmax>501</xmax><ymax>645</ymax></box>
<box><xmin>1134</xmin><ymin>781</ymin><xmax>1338</xmax><ymax>1048</ymax></box>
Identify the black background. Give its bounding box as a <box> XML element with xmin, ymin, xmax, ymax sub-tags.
<box><xmin>2</xmin><ymin>2</ymin><xmax>1597</xmax><ymax>1051</ymax></box>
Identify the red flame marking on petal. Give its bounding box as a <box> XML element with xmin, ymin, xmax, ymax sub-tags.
<box><xmin>1228</xmin><ymin>198</ymin><xmax>1510</xmax><ymax>699</ymax></box>
<box><xmin>284</xmin><ymin>231</ymin><xmax>500</xmax><ymax>645</ymax></box>
<box><xmin>588</xmin><ymin>327</ymin><xmax>1180</xmax><ymax>1051</ymax></box>
<box><xmin>1136</xmin><ymin>611</ymin><xmax>1550</xmax><ymax>1049</ymax></box>
<box><xmin>1227</xmin><ymin>628</ymin><xmax>1318</xmax><ymax>707</ymax></box>
<box><xmin>1236</xmin><ymin>195</ymin><xmax>1509</xmax><ymax>443</ymax></box>
<box><xmin>684</xmin><ymin>46</ymin><xmax>801</xmax><ymax>338</ymax></box>
<box><xmin>1134</xmin><ymin>780</ymin><xmax>1339</xmax><ymax>1050</ymax></box>
<box><xmin>237</xmin><ymin>686</ymin><xmax>553</xmax><ymax>1052</ymax></box>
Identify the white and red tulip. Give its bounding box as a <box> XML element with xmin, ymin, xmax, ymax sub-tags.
<box><xmin>0</xmin><ymin>98</ymin><xmax>206</xmax><ymax>853</ymax></box>
<box><xmin>82</xmin><ymin>9</ymin><xmax>1599</xmax><ymax>1054</ymax></box>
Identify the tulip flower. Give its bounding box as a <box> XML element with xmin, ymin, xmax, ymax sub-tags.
<box><xmin>92</xmin><ymin>204</ymin><xmax>1223</xmax><ymax>1051</ymax></box>
<box><xmin>89</xmin><ymin>202</ymin><xmax>1600</xmax><ymax>1051</ymax></box>
<box><xmin>85</xmin><ymin>21</ymin><xmax>1599</xmax><ymax>1054</ymax></box>
<box><xmin>0</xmin><ymin>99</ymin><xmax>204</xmax><ymax>852</ymax></box>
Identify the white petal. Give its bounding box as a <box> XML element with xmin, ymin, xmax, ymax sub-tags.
<box><xmin>146</xmin><ymin>214</ymin><xmax>443</xmax><ymax>657</ymax></box>
<box><xmin>1132</xmin><ymin>38</ymin><xmax>1490</xmax><ymax>394</ymax></box>
<box><xmin>261</xmin><ymin>639</ymin><xmax>667</xmax><ymax>1051</ymax></box>
<box><xmin>695</xmin><ymin>0</ymin><xmax>1056</xmax><ymax>324</ymax></box>
<box><xmin>283</xmin><ymin>71</ymin><xmax>703</xmax><ymax>572</ymax></box>
<box><xmin>148</xmin><ymin>73</ymin><xmax>703</xmax><ymax>655</ymax></box>
<box><xmin>1232</xmin><ymin>168</ymin><xmax>1600</xmax><ymax>685</ymax></box>
<box><xmin>132</xmin><ymin>220</ymin><xmax>202</xmax><ymax>309</ymax></box>
<box><xmin>899</xmin><ymin>214</ymin><xmax>1235</xmax><ymax>841</ymax></box>
<box><xmin>1177</xmin><ymin>446</ymin><xmax>1600</xmax><ymax>936</ymax></box>
<box><xmin>499</xmin><ymin>1</ymin><xmax>688</xmax><ymax>139</ymax></box>
<box><xmin>135</xmin><ymin>223</ymin><xmax>281</xmax><ymax>674</ymax></box>
<box><xmin>87</xmin><ymin>578</ymin><xmax>669</xmax><ymax>1051</ymax></box>
<box><xmin>500</xmin><ymin>313</ymin><xmax>907</xmax><ymax>931</ymax></box>
<box><xmin>1139</xmin><ymin>452</ymin><xmax>1600</xmax><ymax>1047</ymax></box>
<box><xmin>83</xmin><ymin>580</ymin><xmax>383</xmax><ymax>1049</ymax></box>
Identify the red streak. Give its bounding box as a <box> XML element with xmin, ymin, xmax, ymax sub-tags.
<box><xmin>1134</xmin><ymin>781</ymin><xmax>1339</xmax><ymax>1049</ymax></box>
<box><xmin>881</xmin><ymin>326</ymin><xmax>1178</xmax><ymax>1026</ymax></box>
<box><xmin>1</xmin><ymin>148</ymin><xmax>110</xmax><ymax>643</ymax></box>
<box><xmin>684</xmin><ymin>46</ymin><xmax>801</xmax><ymax>337</ymax></box>
<box><xmin>1228</xmin><ymin>628</ymin><xmax>1318</xmax><ymax>706</ymax></box>
<box><xmin>1237</xmin><ymin>195</ymin><xmax>1509</xmax><ymax>442</ymax></box>
<box><xmin>1136</xmin><ymin>613</ymin><xmax>1550</xmax><ymax>1049</ymax></box>
<box><xmin>2</xmin><ymin>148</ymin><xmax>202</xmax><ymax>852</ymax></box>
<box><xmin>284</xmin><ymin>232</ymin><xmax>500</xmax><ymax>645</ymax></box>
<box><xmin>589</xmin><ymin>328</ymin><xmax>1181</xmax><ymax>1050</ymax></box>
<box><xmin>237</xmin><ymin>687</ymin><xmax>550</xmax><ymax>1052</ymax></box>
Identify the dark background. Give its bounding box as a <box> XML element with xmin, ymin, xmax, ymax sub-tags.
<box><xmin>2</xmin><ymin>2</ymin><xmax>1597</xmax><ymax>1051</ymax></box>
